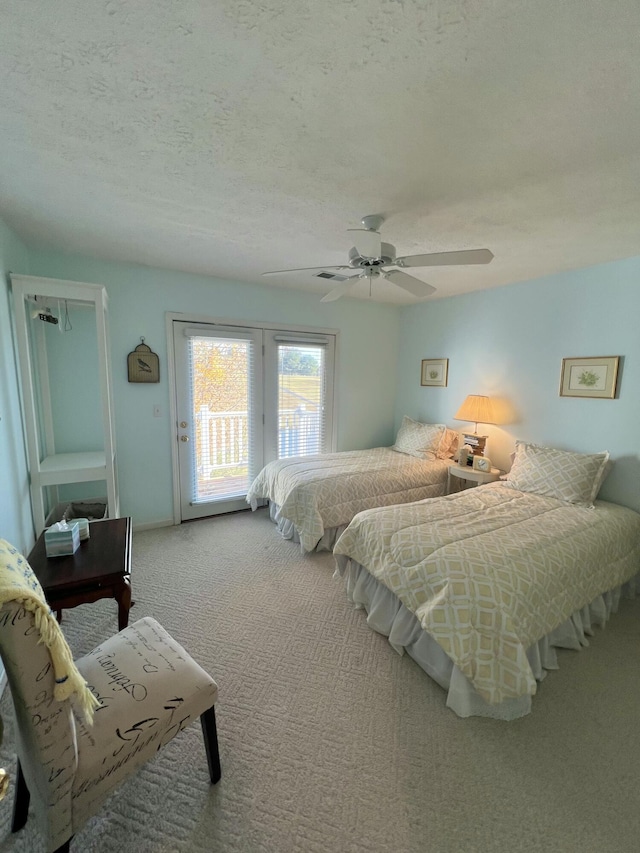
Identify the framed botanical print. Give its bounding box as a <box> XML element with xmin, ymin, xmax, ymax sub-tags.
<box><xmin>559</xmin><ymin>356</ymin><xmax>620</xmax><ymax>399</ymax></box>
<box><xmin>421</xmin><ymin>358</ymin><xmax>448</xmax><ymax>387</ymax></box>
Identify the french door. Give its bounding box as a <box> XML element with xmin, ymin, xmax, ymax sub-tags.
<box><xmin>172</xmin><ymin>320</ymin><xmax>335</xmax><ymax>521</ymax></box>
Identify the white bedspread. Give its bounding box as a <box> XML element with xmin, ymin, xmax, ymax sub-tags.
<box><xmin>334</xmin><ymin>483</ymin><xmax>640</xmax><ymax>705</ymax></box>
<box><xmin>247</xmin><ymin>448</ymin><xmax>450</xmax><ymax>552</ymax></box>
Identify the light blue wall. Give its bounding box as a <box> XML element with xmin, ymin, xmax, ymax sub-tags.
<box><xmin>0</xmin><ymin>220</ymin><xmax>33</xmax><ymax>552</ymax></box>
<box><xmin>7</xmin><ymin>221</ymin><xmax>640</xmax><ymax>533</ymax></box>
<box><xmin>395</xmin><ymin>257</ymin><xmax>640</xmax><ymax>512</ymax></box>
<box><xmin>26</xmin><ymin>249</ymin><xmax>401</xmax><ymax>526</ymax></box>
<box><xmin>44</xmin><ymin>306</ymin><xmax>102</xmax><ymax>454</ymax></box>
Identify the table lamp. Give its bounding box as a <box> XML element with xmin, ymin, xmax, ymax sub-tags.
<box><xmin>453</xmin><ymin>395</ymin><xmax>497</xmax><ymax>457</ymax></box>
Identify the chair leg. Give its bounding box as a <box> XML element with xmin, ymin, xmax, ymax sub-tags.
<box><xmin>200</xmin><ymin>706</ymin><xmax>221</xmax><ymax>784</ymax></box>
<box><xmin>11</xmin><ymin>759</ymin><xmax>30</xmax><ymax>833</ymax></box>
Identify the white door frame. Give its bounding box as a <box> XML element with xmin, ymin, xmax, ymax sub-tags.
<box><xmin>166</xmin><ymin>311</ymin><xmax>339</xmax><ymax>525</ymax></box>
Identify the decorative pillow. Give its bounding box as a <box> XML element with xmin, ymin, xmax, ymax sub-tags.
<box><xmin>504</xmin><ymin>441</ymin><xmax>610</xmax><ymax>507</ymax></box>
<box><xmin>436</xmin><ymin>428</ymin><xmax>459</xmax><ymax>460</ymax></box>
<box><xmin>393</xmin><ymin>417</ymin><xmax>446</xmax><ymax>459</ymax></box>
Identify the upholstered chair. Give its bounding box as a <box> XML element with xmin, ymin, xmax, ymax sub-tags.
<box><xmin>0</xmin><ymin>539</ymin><xmax>220</xmax><ymax>853</ymax></box>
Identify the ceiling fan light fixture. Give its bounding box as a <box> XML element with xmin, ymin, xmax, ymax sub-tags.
<box><xmin>262</xmin><ymin>215</ymin><xmax>494</xmax><ymax>303</ymax></box>
<box><xmin>347</xmin><ymin>228</ymin><xmax>381</xmax><ymax>259</ymax></box>
<box><xmin>348</xmin><ymin>242</ymin><xmax>397</xmax><ymax>268</ymax></box>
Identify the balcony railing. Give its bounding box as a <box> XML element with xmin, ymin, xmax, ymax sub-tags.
<box><xmin>278</xmin><ymin>408</ymin><xmax>322</xmax><ymax>458</ymax></box>
<box><xmin>196</xmin><ymin>406</ymin><xmax>321</xmax><ymax>477</ymax></box>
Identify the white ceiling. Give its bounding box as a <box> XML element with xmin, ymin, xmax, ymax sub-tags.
<box><xmin>2</xmin><ymin>1</ymin><xmax>640</xmax><ymax>305</ymax></box>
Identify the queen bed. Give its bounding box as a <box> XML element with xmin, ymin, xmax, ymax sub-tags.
<box><xmin>247</xmin><ymin>418</ymin><xmax>458</xmax><ymax>553</ymax></box>
<box><xmin>333</xmin><ymin>441</ymin><xmax>640</xmax><ymax>719</ymax></box>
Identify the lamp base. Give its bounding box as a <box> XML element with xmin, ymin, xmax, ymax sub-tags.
<box><xmin>462</xmin><ymin>433</ymin><xmax>488</xmax><ymax>456</ymax></box>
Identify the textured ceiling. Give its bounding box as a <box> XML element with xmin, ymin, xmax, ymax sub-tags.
<box><xmin>1</xmin><ymin>1</ymin><xmax>640</xmax><ymax>304</ymax></box>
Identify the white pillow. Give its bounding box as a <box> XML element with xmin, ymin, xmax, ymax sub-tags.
<box><xmin>504</xmin><ymin>441</ymin><xmax>610</xmax><ymax>507</ymax></box>
<box><xmin>393</xmin><ymin>417</ymin><xmax>446</xmax><ymax>459</ymax></box>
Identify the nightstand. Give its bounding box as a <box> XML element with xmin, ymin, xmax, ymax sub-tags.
<box><xmin>447</xmin><ymin>463</ymin><xmax>503</xmax><ymax>494</ymax></box>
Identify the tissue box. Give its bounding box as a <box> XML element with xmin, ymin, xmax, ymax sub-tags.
<box><xmin>73</xmin><ymin>517</ymin><xmax>90</xmax><ymax>541</ymax></box>
<box><xmin>44</xmin><ymin>521</ymin><xmax>81</xmax><ymax>557</ymax></box>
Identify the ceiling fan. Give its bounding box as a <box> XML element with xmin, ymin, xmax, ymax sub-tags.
<box><xmin>262</xmin><ymin>215</ymin><xmax>494</xmax><ymax>302</ymax></box>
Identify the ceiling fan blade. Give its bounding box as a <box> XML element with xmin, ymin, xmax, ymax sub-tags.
<box><xmin>262</xmin><ymin>264</ymin><xmax>352</xmax><ymax>276</ymax></box>
<box><xmin>396</xmin><ymin>248</ymin><xmax>494</xmax><ymax>268</ymax></box>
<box><xmin>320</xmin><ymin>277</ymin><xmax>361</xmax><ymax>303</ymax></box>
<box><xmin>346</xmin><ymin>228</ymin><xmax>381</xmax><ymax>258</ymax></box>
<box><xmin>384</xmin><ymin>269</ymin><xmax>436</xmax><ymax>298</ymax></box>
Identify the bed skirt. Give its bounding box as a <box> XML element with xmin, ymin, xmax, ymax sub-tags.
<box><xmin>334</xmin><ymin>557</ymin><xmax>640</xmax><ymax>720</ymax></box>
<box><xmin>269</xmin><ymin>502</ymin><xmax>347</xmax><ymax>553</ymax></box>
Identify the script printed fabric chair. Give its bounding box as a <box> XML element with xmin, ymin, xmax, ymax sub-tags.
<box><xmin>0</xmin><ymin>539</ymin><xmax>221</xmax><ymax>853</ymax></box>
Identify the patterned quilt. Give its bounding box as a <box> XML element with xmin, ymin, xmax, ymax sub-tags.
<box><xmin>333</xmin><ymin>483</ymin><xmax>640</xmax><ymax>704</ymax></box>
<box><xmin>246</xmin><ymin>448</ymin><xmax>450</xmax><ymax>552</ymax></box>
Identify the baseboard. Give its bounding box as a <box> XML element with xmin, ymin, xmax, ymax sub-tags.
<box><xmin>132</xmin><ymin>518</ymin><xmax>175</xmax><ymax>532</ymax></box>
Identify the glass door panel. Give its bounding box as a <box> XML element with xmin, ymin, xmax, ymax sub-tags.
<box><xmin>277</xmin><ymin>343</ymin><xmax>326</xmax><ymax>457</ymax></box>
<box><xmin>174</xmin><ymin>322</ymin><xmax>262</xmax><ymax>520</ymax></box>
<box><xmin>264</xmin><ymin>332</ymin><xmax>335</xmax><ymax>464</ymax></box>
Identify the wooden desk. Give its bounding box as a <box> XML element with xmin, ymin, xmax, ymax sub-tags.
<box><xmin>28</xmin><ymin>517</ymin><xmax>133</xmax><ymax>630</ymax></box>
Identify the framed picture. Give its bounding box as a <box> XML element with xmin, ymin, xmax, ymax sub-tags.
<box><xmin>472</xmin><ymin>455</ymin><xmax>492</xmax><ymax>473</ymax></box>
<box><xmin>559</xmin><ymin>356</ymin><xmax>620</xmax><ymax>399</ymax></box>
<box><xmin>421</xmin><ymin>358</ymin><xmax>448</xmax><ymax>387</ymax></box>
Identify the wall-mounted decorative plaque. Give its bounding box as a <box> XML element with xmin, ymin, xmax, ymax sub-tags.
<box><xmin>127</xmin><ymin>338</ymin><xmax>160</xmax><ymax>383</ymax></box>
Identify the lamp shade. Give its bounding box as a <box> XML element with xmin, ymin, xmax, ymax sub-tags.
<box><xmin>453</xmin><ymin>395</ymin><xmax>497</xmax><ymax>427</ymax></box>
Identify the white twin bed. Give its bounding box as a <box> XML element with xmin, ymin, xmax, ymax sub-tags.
<box><xmin>247</xmin><ymin>418</ymin><xmax>457</xmax><ymax>553</ymax></box>
<box><xmin>334</xmin><ymin>481</ymin><xmax>640</xmax><ymax>719</ymax></box>
<box><xmin>249</xmin><ymin>433</ymin><xmax>640</xmax><ymax>719</ymax></box>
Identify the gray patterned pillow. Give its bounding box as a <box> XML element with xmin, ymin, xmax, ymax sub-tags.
<box><xmin>393</xmin><ymin>417</ymin><xmax>446</xmax><ymax>459</ymax></box>
<box><xmin>504</xmin><ymin>441</ymin><xmax>610</xmax><ymax>507</ymax></box>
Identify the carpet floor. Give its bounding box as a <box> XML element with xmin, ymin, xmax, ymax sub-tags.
<box><xmin>1</xmin><ymin>507</ymin><xmax>640</xmax><ymax>853</ymax></box>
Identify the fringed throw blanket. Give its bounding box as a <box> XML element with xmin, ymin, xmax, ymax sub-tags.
<box><xmin>0</xmin><ymin>538</ymin><xmax>99</xmax><ymax>724</ymax></box>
